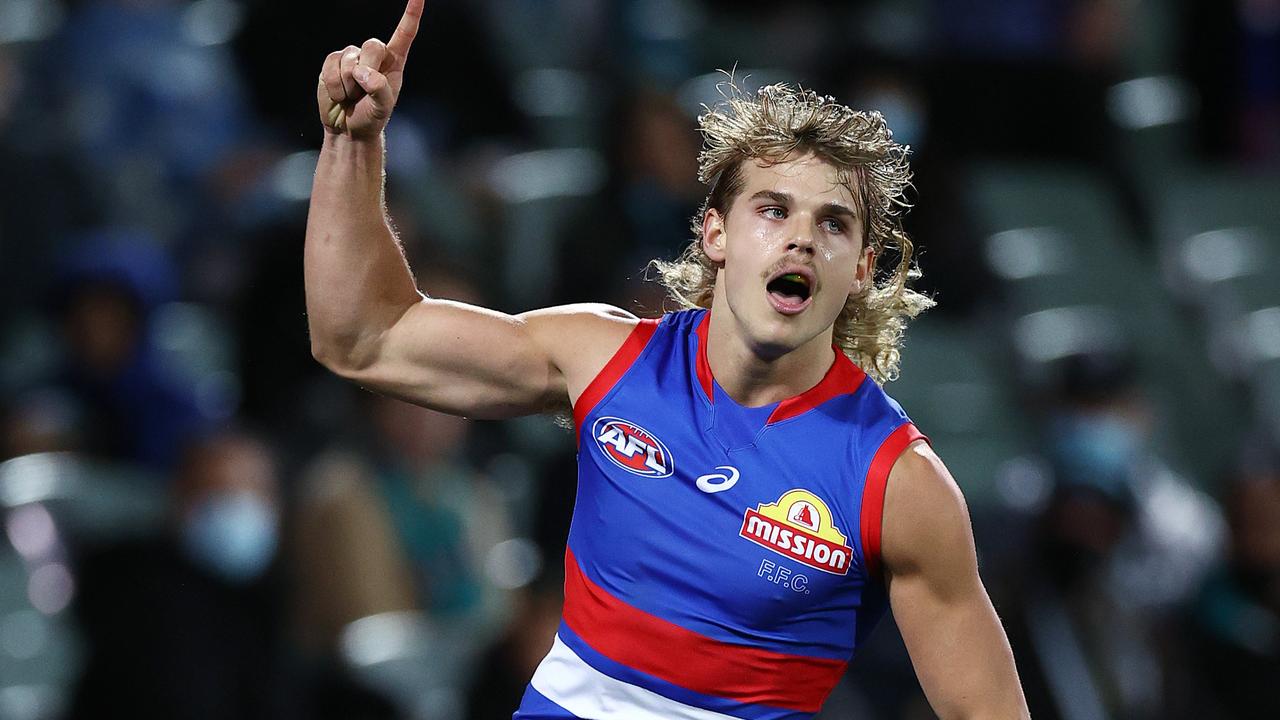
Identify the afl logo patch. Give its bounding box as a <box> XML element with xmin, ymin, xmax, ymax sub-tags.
<box><xmin>592</xmin><ymin>417</ymin><xmax>674</xmax><ymax>478</ymax></box>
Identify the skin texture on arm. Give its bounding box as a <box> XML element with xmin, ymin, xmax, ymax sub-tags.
<box><xmin>330</xmin><ymin>300</ymin><xmax>640</xmax><ymax>419</ymax></box>
<box><xmin>881</xmin><ymin>440</ymin><xmax>1031</xmax><ymax>720</ymax></box>
<box><xmin>304</xmin><ymin>0</ymin><xmax>637</xmax><ymax>419</ymax></box>
<box><xmin>305</xmin><ymin>0</ymin><xmax>425</xmax><ymax>373</ymax></box>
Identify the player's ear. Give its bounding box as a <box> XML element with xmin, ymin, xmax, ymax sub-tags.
<box><xmin>853</xmin><ymin>245</ymin><xmax>874</xmax><ymax>293</ymax></box>
<box><xmin>702</xmin><ymin>208</ymin><xmax>727</xmax><ymax>264</ymax></box>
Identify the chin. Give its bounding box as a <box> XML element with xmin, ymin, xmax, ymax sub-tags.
<box><xmin>748</xmin><ymin>312</ymin><xmax>823</xmax><ymax>359</ymax></box>
<box><xmin>723</xmin><ymin>285</ymin><xmax>837</xmax><ymax>358</ymax></box>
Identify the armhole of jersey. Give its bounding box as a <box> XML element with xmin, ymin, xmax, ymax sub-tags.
<box><xmin>859</xmin><ymin>422</ymin><xmax>928</xmax><ymax>579</ymax></box>
<box><xmin>572</xmin><ymin>318</ymin><xmax>660</xmax><ymax>435</ymax></box>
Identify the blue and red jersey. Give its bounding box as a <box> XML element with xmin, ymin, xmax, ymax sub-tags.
<box><xmin>515</xmin><ymin>308</ymin><xmax>926</xmax><ymax>720</ymax></box>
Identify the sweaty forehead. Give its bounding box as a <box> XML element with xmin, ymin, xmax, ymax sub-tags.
<box><xmin>737</xmin><ymin>153</ymin><xmax>859</xmax><ymax>208</ymax></box>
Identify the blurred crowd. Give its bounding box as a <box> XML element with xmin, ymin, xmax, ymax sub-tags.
<box><xmin>0</xmin><ymin>0</ymin><xmax>1278</xmax><ymax>719</ymax></box>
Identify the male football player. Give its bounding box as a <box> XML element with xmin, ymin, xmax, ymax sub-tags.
<box><xmin>306</xmin><ymin>2</ymin><xmax>1029</xmax><ymax>717</ymax></box>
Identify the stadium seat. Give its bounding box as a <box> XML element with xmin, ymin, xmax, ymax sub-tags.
<box><xmin>1254</xmin><ymin>358</ymin><xmax>1280</xmax><ymax>444</ymax></box>
<box><xmin>1151</xmin><ymin>173</ymin><xmax>1280</xmax><ymax>473</ymax></box>
<box><xmin>965</xmin><ymin>163</ymin><xmax>1243</xmax><ymax>485</ymax></box>
<box><xmin>969</xmin><ymin>163</ymin><xmax>1147</xmax><ymax>312</ymax></box>
<box><xmin>1153</xmin><ymin>171</ymin><xmax>1280</xmax><ymax>355</ymax></box>
<box><xmin>339</xmin><ymin>609</ymin><xmax>484</xmax><ymax>719</ymax></box>
<box><xmin>487</xmin><ymin>148</ymin><xmax>608</xmax><ymax>308</ymax></box>
<box><xmin>894</xmin><ymin>316</ymin><xmax>1034</xmax><ymax>508</ymax></box>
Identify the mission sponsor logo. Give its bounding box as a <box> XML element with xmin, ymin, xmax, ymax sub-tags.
<box><xmin>739</xmin><ymin>489</ymin><xmax>852</xmax><ymax>575</ymax></box>
<box><xmin>592</xmin><ymin>417</ymin><xmax>674</xmax><ymax>478</ymax></box>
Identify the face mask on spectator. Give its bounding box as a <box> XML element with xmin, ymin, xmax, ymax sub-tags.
<box><xmin>182</xmin><ymin>490</ymin><xmax>278</xmax><ymax>582</ymax></box>
<box><xmin>1048</xmin><ymin>411</ymin><xmax>1143</xmax><ymax>505</ymax></box>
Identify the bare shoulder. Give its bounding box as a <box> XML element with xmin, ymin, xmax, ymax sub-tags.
<box><xmin>519</xmin><ymin>302</ymin><xmax>638</xmax><ymax>326</ymax></box>
<box><xmin>881</xmin><ymin>440</ymin><xmax>976</xmax><ymax>582</ymax></box>
<box><xmin>518</xmin><ymin>303</ymin><xmax>646</xmax><ymax>404</ymax></box>
<box><xmin>518</xmin><ymin>302</ymin><xmax>640</xmax><ymax>345</ymax></box>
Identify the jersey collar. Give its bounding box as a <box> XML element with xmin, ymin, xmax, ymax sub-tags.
<box><xmin>694</xmin><ymin>310</ymin><xmax>867</xmax><ymax>425</ymax></box>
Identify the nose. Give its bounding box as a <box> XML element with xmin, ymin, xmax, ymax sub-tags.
<box><xmin>786</xmin><ymin>217</ymin><xmax>816</xmax><ymax>255</ymax></box>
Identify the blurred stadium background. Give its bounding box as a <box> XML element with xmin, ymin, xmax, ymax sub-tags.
<box><xmin>0</xmin><ymin>0</ymin><xmax>1277</xmax><ymax>718</ymax></box>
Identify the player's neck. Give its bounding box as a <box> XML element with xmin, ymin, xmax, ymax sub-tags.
<box><xmin>705</xmin><ymin>311</ymin><xmax>835</xmax><ymax>408</ymax></box>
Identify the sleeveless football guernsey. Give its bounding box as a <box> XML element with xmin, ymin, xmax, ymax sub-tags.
<box><xmin>514</xmin><ymin>308</ymin><xmax>926</xmax><ymax>720</ymax></box>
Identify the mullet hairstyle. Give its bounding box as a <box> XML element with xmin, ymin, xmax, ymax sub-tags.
<box><xmin>651</xmin><ymin>81</ymin><xmax>934</xmax><ymax>383</ymax></box>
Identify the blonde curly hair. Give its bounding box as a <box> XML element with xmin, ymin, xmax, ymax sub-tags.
<box><xmin>651</xmin><ymin>80</ymin><xmax>934</xmax><ymax>383</ymax></box>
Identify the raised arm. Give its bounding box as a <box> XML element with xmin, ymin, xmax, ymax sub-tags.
<box><xmin>305</xmin><ymin>0</ymin><xmax>633</xmax><ymax>418</ymax></box>
<box><xmin>881</xmin><ymin>441</ymin><xmax>1030</xmax><ymax>720</ymax></box>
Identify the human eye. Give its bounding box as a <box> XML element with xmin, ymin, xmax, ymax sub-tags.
<box><xmin>761</xmin><ymin>206</ymin><xmax>786</xmax><ymax>219</ymax></box>
<box><xmin>821</xmin><ymin>217</ymin><xmax>845</xmax><ymax>234</ymax></box>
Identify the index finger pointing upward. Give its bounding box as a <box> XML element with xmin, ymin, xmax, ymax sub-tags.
<box><xmin>386</xmin><ymin>0</ymin><xmax>424</xmax><ymax>68</ymax></box>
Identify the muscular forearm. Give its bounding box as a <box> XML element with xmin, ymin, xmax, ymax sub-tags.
<box><xmin>304</xmin><ymin>132</ymin><xmax>423</xmax><ymax>370</ymax></box>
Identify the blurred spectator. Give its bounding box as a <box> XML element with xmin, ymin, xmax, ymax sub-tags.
<box><xmin>291</xmin><ymin>271</ymin><xmax>518</xmax><ymax>716</ymax></box>
<box><xmin>1</xmin><ymin>387</ymin><xmax>84</xmax><ymax>460</ymax></box>
<box><xmin>465</xmin><ymin>577</ymin><xmax>563</xmax><ymax>720</ymax></box>
<box><xmin>292</xmin><ymin>395</ymin><xmax>517</xmax><ymax>718</ymax></box>
<box><xmin>68</xmin><ymin>429</ymin><xmax>305</xmax><ymax>720</ymax></box>
<box><xmin>50</xmin><ymin>231</ymin><xmax>209</xmax><ymax>471</ymax></box>
<box><xmin>1176</xmin><ymin>440</ymin><xmax>1280</xmax><ymax>719</ymax></box>
<box><xmin>294</xmin><ymin>394</ymin><xmax>514</xmax><ymax>638</ymax></box>
<box><xmin>831</xmin><ymin>52</ymin><xmax>999</xmax><ymax>317</ymax></box>
<box><xmin>997</xmin><ymin>348</ymin><xmax>1224</xmax><ymax>720</ymax></box>
<box><xmin>610</xmin><ymin>0</ymin><xmax>702</xmax><ymax>87</ymax></box>
<box><xmin>1038</xmin><ymin>350</ymin><xmax>1223</xmax><ymax>609</ymax></box>
<box><xmin>0</xmin><ymin>42</ymin><xmax>99</xmax><ymax>328</ymax></box>
<box><xmin>234</xmin><ymin>221</ymin><xmax>336</xmax><ymax>441</ymax></box>
<box><xmin>292</xmin><ymin>451</ymin><xmax>417</xmax><ymax>658</ymax></box>
<box><xmin>49</xmin><ymin>0</ymin><xmax>259</xmax><ymax>238</ymax></box>
<box><xmin>1183</xmin><ymin>0</ymin><xmax>1280</xmax><ymax>165</ymax></box>
<box><xmin>926</xmin><ymin>0</ymin><xmax>1125</xmax><ymax>164</ymax></box>
<box><xmin>999</xmin><ymin>461</ymin><xmax>1159</xmax><ymax>720</ymax></box>
<box><xmin>697</xmin><ymin>0</ymin><xmax>835</xmax><ymax>77</ymax></box>
<box><xmin>557</xmin><ymin>87</ymin><xmax>702</xmax><ymax>313</ymax></box>
<box><xmin>364</xmin><ymin>394</ymin><xmax>513</xmax><ymax>622</ymax></box>
<box><xmin>933</xmin><ymin>0</ymin><xmax>1128</xmax><ymax>66</ymax></box>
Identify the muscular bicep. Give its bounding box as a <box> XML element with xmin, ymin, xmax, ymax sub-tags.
<box><xmin>882</xmin><ymin>442</ymin><xmax>1029</xmax><ymax>720</ymax></box>
<box><xmin>324</xmin><ymin>299</ymin><xmax>636</xmax><ymax>419</ymax></box>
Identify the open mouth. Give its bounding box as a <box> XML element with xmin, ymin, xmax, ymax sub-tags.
<box><xmin>766</xmin><ymin>271</ymin><xmax>814</xmax><ymax>315</ymax></box>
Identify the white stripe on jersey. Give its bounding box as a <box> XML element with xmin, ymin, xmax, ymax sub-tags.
<box><xmin>530</xmin><ymin>635</ymin><xmax>744</xmax><ymax>720</ymax></box>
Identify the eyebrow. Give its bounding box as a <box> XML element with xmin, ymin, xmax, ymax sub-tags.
<box><xmin>748</xmin><ymin>190</ymin><xmax>859</xmax><ymax>222</ymax></box>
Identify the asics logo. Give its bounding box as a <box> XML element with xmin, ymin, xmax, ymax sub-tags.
<box><xmin>695</xmin><ymin>465</ymin><xmax>740</xmax><ymax>494</ymax></box>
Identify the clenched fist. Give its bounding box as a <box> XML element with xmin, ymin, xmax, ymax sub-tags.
<box><xmin>317</xmin><ymin>0</ymin><xmax>423</xmax><ymax>139</ymax></box>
